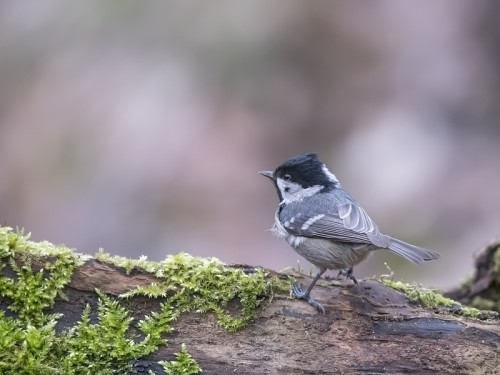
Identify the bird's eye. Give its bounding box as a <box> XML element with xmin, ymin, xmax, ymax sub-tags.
<box><xmin>284</xmin><ymin>174</ymin><xmax>291</xmax><ymax>181</ymax></box>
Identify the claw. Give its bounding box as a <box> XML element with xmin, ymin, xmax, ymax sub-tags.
<box><xmin>292</xmin><ymin>283</ymin><xmax>325</xmax><ymax>314</ymax></box>
<box><xmin>337</xmin><ymin>268</ymin><xmax>358</xmax><ymax>285</ymax></box>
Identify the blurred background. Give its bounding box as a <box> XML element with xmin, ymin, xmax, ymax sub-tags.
<box><xmin>1</xmin><ymin>1</ymin><xmax>499</xmax><ymax>289</ymax></box>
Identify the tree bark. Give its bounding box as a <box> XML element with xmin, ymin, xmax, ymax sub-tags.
<box><xmin>445</xmin><ymin>237</ymin><xmax>500</xmax><ymax>314</ymax></box>
<box><xmin>55</xmin><ymin>260</ymin><xmax>500</xmax><ymax>375</ymax></box>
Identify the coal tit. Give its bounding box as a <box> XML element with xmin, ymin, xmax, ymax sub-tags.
<box><xmin>260</xmin><ymin>153</ymin><xmax>440</xmax><ymax>313</ymax></box>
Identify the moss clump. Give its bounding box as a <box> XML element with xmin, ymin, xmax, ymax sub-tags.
<box><xmin>0</xmin><ymin>228</ymin><xmax>80</xmax><ymax>328</ymax></box>
<box><xmin>381</xmin><ymin>279</ymin><xmax>495</xmax><ymax>319</ymax></box>
<box><xmin>158</xmin><ymin>344</ymin><xmax>202</xmax><ymax>375</ymax></box>
<box><xmin>118</xmin><ymin>251</ymin><xmax>288</xmax><ymax>332</ymax></box>
<box><xmin>0</xmin><ymin>227</ymin><xmax>287</xmax><ymax>374</ymax></box>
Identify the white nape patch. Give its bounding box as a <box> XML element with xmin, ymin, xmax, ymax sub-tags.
<box><xmin>300</xmin><ymin>214</ymin><xmax>325</xmax><ymax>230</ymax></box>
<box><xmin>322</xmin><ymin>164</ymin><xmax>339</xmax><ymax>184</ymax></box>
<box><xmin>290</xmin><ymin>217</ymin><xmax>295</xmax><ymax>223</ymax></box>
<box><xmin>276</xmin><ymin>177</ymin><xmax>324</xmax><ymax>204</ymax></box>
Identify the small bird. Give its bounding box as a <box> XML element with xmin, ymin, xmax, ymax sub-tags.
<box><xmin>259</xmin><ymin>153</ymin><xmax>440</xmax><ymax>313</ymax></box>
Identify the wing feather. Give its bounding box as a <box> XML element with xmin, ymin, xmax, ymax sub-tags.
<box><xmin>339</xmin><ymin>203</ymin><xmax>375</xmax><ymax>233</ymax></box>
<box><xmin>281</xmin><ymin>201</ymin><xmax>389</xmax><ymax>248</ymax></box>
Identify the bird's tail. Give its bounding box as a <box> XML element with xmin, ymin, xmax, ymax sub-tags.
<box><xmin>387</xmin><ymin>238</ymin><xmax>440</xmax><ymax>265</ymax></box>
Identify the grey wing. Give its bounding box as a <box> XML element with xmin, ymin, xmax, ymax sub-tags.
<box><xmin>282</xmin><ymin>202</ymin><xmax>390</xmax><ymax>248</ymax></box>
<box><xmin>280</xmin><ymin>200</ymin><xmax>439</xmax><ymax>264</ymax></box>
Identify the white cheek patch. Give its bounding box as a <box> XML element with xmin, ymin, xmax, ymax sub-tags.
<box><xmin>301</xmin><ymin>214</ymin><xmax>325</xmax><ymax>230</ymax></box>
<box><xmin>277</xmin><ymin>177</ymin><xmax>324</xmax><ymax>204</ymax></box>
<box><xmin>322</xmin><ymin>164</ymin><xmax>339</xmax><ymax>184</ymax></box>
<box><xmin>276</xmin><ymin>178</ymin><xmax>294</xmax><ymax>194</ymax></box>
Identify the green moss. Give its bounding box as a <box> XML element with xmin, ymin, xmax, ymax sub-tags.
<box><xmin>382</xmin><ymin>279</ymin><xmax>454</xmax><ymax>308</ymax></box>
<box><xmin>0</xmin><ymin>226</ymin><xmax>287</xmax><ymax>374</ymax></box>
<box><xmin>158</xmin><ymin>344</ymin><xmax>201</xmax><ymax>375</ymax></box>
<box><xmin>119</xmin><ymin>252</ymin><xmax>289</xmax><ymax>332</ymax></box>
<box><xmin>0</xmin><ymin>228</ymin><xmax>79</xmax><ymax>325</ymax></box>
<box><xmin>95</xmin><ymin>249</ymin><xmax>156</xmax><ymax>275</ymax></box>
<box><xmin>381</xmin><ymin>279</ymin><xmax>494</xmax><ymax>319</ymax></box>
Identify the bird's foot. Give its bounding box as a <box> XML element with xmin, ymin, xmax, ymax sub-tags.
<box><xmin>336</xmin><ymin>268</ymin><xmax>358</xmax><ymax>285</ymax></box>
<box><xmin>292</xmin><ymin>283</ymin><xmax>325</xmax><ymax>314</ymax></box>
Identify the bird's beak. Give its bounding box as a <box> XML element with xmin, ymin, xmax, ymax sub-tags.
<box><xmin>258</xmin><ymin>170</ymin><xmax>274</xmax><ymax>180</ymax></box>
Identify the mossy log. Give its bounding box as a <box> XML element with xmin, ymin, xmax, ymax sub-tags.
<box><xmin>1</xmin><ymin>225</ymin><xmax>499</xmax><ymax>375</ymax></box>
<box><xmin>59</xmin><ymin>260</ymin><xmax>499</xmax><ymax>374</ymax></box>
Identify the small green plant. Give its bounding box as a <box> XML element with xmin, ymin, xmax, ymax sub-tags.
<box><xmin>52</xmin><ymin>291</ymin><xmax>175</xmax><ymax>374</ymax></box>
<box><xmin>0</xmin><ymin>312</ymin><xmax>60</xmax><ymax>374</ymax></box>
<box><xmin>158</xmin><ymin>344</ymin><xmax>202</xmax><ymax>375</ymax></box>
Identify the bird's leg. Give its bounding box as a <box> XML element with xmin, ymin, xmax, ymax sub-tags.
<box><xmin>292</xmin><ymin>268</ymin><xmax>326</xmax><ymax>313</ymax></box>
<box><xmin>336</xmin><ymin>267</ymin><xmax>358</xmax><ymax>285</ymax></box>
